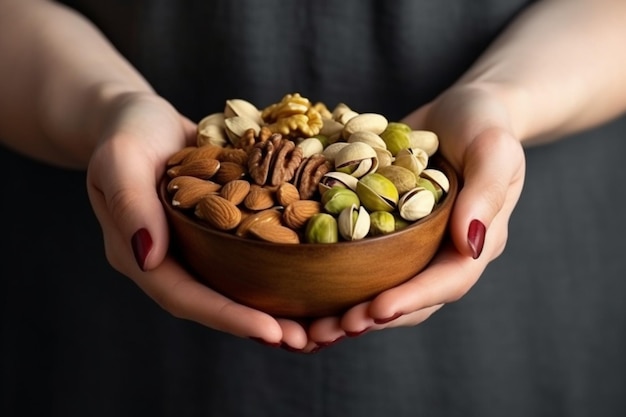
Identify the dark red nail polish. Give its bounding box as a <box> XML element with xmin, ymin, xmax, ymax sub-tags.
<box><xmin>131</xmin><ymin>228</ymin><xmax>153</xmax><ymax>271</ymax></box>
<box><xmin>317</xmin><ymin>336</ymin><xmax>345</xmax><ymax>348</ymax></box>
<box><xmin>468</xmin><ymin>219</ymin><xmax>486</xmax><ymax>259</ymax></box>
<box><xmin>374</xmin><ymin>312</ymin><xmax>403</xmax><ymax>325</ymax></box>
<box><xmin>346</xmin><ymin>328</ymin><xmax>370</xmax><ymax>338</ymax></box>
<box><xmin>249</xmin><ymin>337</ymin><xmax>282</xmax><ymax>348</ymax></box>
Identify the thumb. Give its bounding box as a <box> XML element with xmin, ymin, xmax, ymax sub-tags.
<box><xmin>448</xmin><ymin>126</ymin><xmax>525</xmax><ymax>260</ymax></box>
<box><xmin>87</xmin><ymin>114</ymin><xmax>197</xmax><ymax>273</ymax></box>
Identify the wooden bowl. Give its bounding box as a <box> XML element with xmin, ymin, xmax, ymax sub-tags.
<box><xmin>159</xmin><ymin>156</ymin><xmax>458</xmax><ymax>318</ymax></box>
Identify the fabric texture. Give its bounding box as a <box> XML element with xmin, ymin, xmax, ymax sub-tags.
<box><xmin>1</xmin><ymin>1</ymin><xmax>625</xmax><ymax>416</ymax></box>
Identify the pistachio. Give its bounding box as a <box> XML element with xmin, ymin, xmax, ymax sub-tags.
<box><xmin>224</xmin><ymin>116</ymin><xmax>261</xmax><ymax>147</ymax></box>
<box><xmin>338</xmin><ymin>204</ymin><xmax>370</xmax><ymax>241</ymax></box>
<box><xmin>197</xmin><ymin>113</ymin><xmax>228</xmax><ymax>147</ymax></box>
<box><xmin>317</xmin><ymin>171</ymin><xmax>359</xmax><ymax>195</ymax></box>
<box><xmin>321</xmin><ymin>187</ymin><xmax>360</xmax><ymax>215</ymax></box>
<box><xmin>398</xmin><ymin>187</ymin><xmax>436</xmax><ymax>221</ymax></box>
<box><xmin>319</xmin><ymin>118</ymin><xmax>345</xmax><ymax>143</ymax></box>
<box><xmin>297</xmin><ymin>137</ymin><xmax>325</xmax><ymax>158</ymax></box>
<box><xmin>380</xmin><ymin>122</ymin><xmax>411</xmax><ymax>156</ymax></box>
<box><xmin>421</xmin><ymin>168</ymin><xmax>450</xmax><ymax>193</ymax></box>
<box><xmin>393</xmin><ymin>147</ymin><xmax>429</xmax><ymax>177</ymax></box>
<box><xmin>305</xmin><ymin>213</ymin><xmax>338</xmax><ymax>244</ymax></box>
<box><xmin>322</xmin><ymin>142</ymin><xmax>350</xmax><ymax>163</ymax></box>
<box><xmin>224</xmin><ymin>98</ymin><xmax>263</xmax><ymax>125</ymax></box>
<box><xmin>409</xmin><ymin>130</ymin><xmax>439</xmax><ymax>156</ymax></box>
<box><xmin>334</xmin><ymin>142</ymin><xmax>379</xmax><ymax>178</ymax></box>
<box><xmin>377</xmin><ymin>165</ymin><xmax>418</xmax><ymax>195</ymax></box>
<box><xmin>369</xmin><ymin>211</ymin><xmax>396</xmax><ymax>236</ymax></box>
<box><xmin>342</xmin><ymin>113</ymin><xmax>388</xmax><ymax>139</ymax></box>
<box><xmin>416</xmin><ymin>177</ymin><xmax>442</xmax><ymax>203</ymax></box>
<box><xmin>356</xmin><ymin>172</ymin><xmax>399</xmax><ymax>212</ymax></box>
<box><xmin>347</xmin><ymin>131</ymin><xmax>387</xmax><ymax>150</ymax></box>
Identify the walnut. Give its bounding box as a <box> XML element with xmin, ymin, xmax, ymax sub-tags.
<box><xmin>292</xmin><ymin>153</ymin><xmax>332</xmax><ymax>200</ymax></box>
<box><xmin>248</xmin><ymin>134</ymin><xmax>304</xmax><ymax>186</ymax></box>
<box><xmin>237</xmin><ymin>126</ymin><xmax>273</xmax><ymax>153</ymax></box>
<box><xmin>261</xmin><ymin>93</ymin><xmax>324</xmax><ymax>138</ymax></box>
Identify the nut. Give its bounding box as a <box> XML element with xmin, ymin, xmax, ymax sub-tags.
<box><xmin>338</xmin><ymin>204</ymin><xmax>370</xmax><ymax>241</ymax></box>
<box><xmin>235</xmin><ymin>208</ymin><xmax>283</xmax><ymax>237</ymax></box>
<box><xmin>304</xmin><ymin>213</ymin><xmax>338</xmax><ymax>244</ymax></box>
<box><xmin>244</xmin><ymin>186</ymin><xmax>275</xmax><ymax>211</ymax></box>
<box><xmin>166</xmin><ymin>158</ymin><xmax>221</xmax><ymax>179</ymax></box>
<box><xmin>342</xmin><ymin>113</ymin><xmax>388</xmax><ymax>139</ymax></box>
<box><xmin>195</xmin><ymin>194</ymin><xmax>242</xmax><ymax>230</ymax></box>
<box><xmin>283</xmin><ymin>199</ymin><xmax>322</xmax><ymax>230</ymax></box>
<box><xmin>171</xmin><ymin>180</ymin><xmax>221</xmax><ymax>209</ymax></box>
<box><xmin>213</xmin><ymin>161</ymin><xmax>247</xmax><ymax>184</ymax></box>
<box><xmin>249</xmin><ymin>222</ymin><xmax>300</xmax><ymax>244</ymax></box>
<box><xmin>220</xmin><ymin>180</ymin><xmax>251</xmax><ymax>205</ymax></box>
<box><xmin>356</xmin><ymin>173</ymin><xmax>399</xmax><ymax>212</ymax></box>
<box><xmin>275</xmin><ymin>182</ymin><xmax>300</xmax><ymax>207</ymax></box>
<box><xmin>398</xmin><ymin>187</ymin><xmax>436</xmax><ymax>221</ymax></box>
<box><xmin>247</xmin><ymin>134</ymin><xmax>304</xmax><ymax>186</ymax></box>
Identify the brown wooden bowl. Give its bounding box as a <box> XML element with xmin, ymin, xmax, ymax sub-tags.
<box><xmin>159</xmin><ymin>156</ymin><xmax>458</xmax><ymax>318</ymax></box>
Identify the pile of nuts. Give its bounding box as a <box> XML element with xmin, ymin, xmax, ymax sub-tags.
<box><xmin>164</xmin><ymin>93</ymin><xmax>449</xmax><ymax>244</ymax></box>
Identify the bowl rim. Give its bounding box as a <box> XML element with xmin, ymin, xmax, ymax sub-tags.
<box><xmin>159</xmin><ymin>155</ymin><xmax>458</xmax><ymax>249</ymax></box>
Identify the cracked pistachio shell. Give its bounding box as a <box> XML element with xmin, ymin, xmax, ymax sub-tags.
<box><xmin>398</xmin><ymin>187</ymin><xmax>436</xmax><ymax>221</ymax></box>
<box><xmin>380</xmin><ymin>122</ymin><xmax>412</xmax><ymax>156</ymax></box>
<box><xmin>377</xmin><ymin>165</ymin><xmax>418</xmax><ymax>196</ymax></box>
<box><xmin>297</xmin><ymin>137</ymin><xmax>325</xmax><ymax>158</ymax></box>
<box><xmin>335</xmin><ymin>142</ymin><xmax>379</xmax><ymax>178</ymax></box>
<box><xmin>342</xmin><ymin>113</ymin><xmax>388</xmax><ymax>139</ymax></box>
<box><xmin>417</xmin><ymin>177</ymin><xmax>442</xmax><ymax>203</ymax></box>
<box><xmin>318</xmin><ymin>171</ymin><xmax>359</xmax><ymax>194</ymax></box>
<box><xmin>224</xmin><ymin>116</ymin><xmax>261</xmax><ymax>147</ymax></box>
<box><xmin>409</xmin><ymin>130</ymin><xmax>439</xmax><ymax>156</ymax></box>
<box><xmin>321</xmin><ymin>187</ymin><xmax>360</xmax><ymax>215</ymax></box>
<box><xmin>320</xmin><ymin>118</ymin><xmax>345</xmax><ymax>143</ymax></box>
<box><xmin>369</xmin><ymin>211</ymin><xmax>396</xmax><ymax>236</ymax></box>
<box><xmin>224</xmin><ymin>99</ymin><xmax>263</xmax><ymax>125</ymax></box>
<box><xmin>393</xmin><ymin>147</ymin><xmax>429</xmax><ymax>177</ymax></box>
<box><xmin>421</xmin><ymin>168</ymin><xmax>450</xmax><ymax>193</ymax></box>
<box><xmin>322</xmin><ymin>142</ymin><xmax>350</xmax><ymax>164</ymax></box>
<box><xmin>374</xmin><ymin>148</ymin><xmax>393</xmax><ymax>168</ymax></box>
<box><xmin>356</xmin><ymin>173</ymin><xmax>399</xmax><ymax>212</ymax></box>
<box><xmin>305</xmin><ymin>213</ymin><xmax>338</xmax><ymax>244</ymax></box>
<box><xmin>197</xmin><ymin>112</ymin><xmax>228</xmax><ymax>147</ymax></box>
<box><xmin>338</xmin><ymin>204</ymin><xmax>370</xmax><ymax>241</ymax></box>
<box><xmin>347</xmin><ymin>131</ymin><xmax>387</xmax><ymax>150</ymax></box>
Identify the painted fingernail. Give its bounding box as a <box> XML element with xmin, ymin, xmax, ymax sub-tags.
<box><xmin>374</xmin><ymin>312</ymin><xmax>403</xmax><ymax>325</ymax></box>
<box><xmin>131</xmin><ymin>228</ymin><xmax>153</xmax><ymax>271</ymax></box>
<box><xmin>317</xmin><ymin>336</ymin><xmax>345</xmax><ymax>348</ymax></box>
<box><xmin>346</xmin><ymin>328</ymin><xmax>370</xmax><ymax>338</ymax></box>
<box><xmin>468</xmin><ymin>219</ymin><xmax>486</xmax><ymax>259</ymax></box>
<box><xmin>249</xmin><ymin>337</ymin><xmax>282</xmax><ymax>348</ymax></box>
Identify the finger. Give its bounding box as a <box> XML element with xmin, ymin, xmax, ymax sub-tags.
<box><xmin>276</xmin><ymin>318</ymin><xmax>310</xmax><ymax>350</ymax></box>
<box><xmin>449</xmin><ymin>127</ymin><xmax>525</xmax><ymax>259</ymax></box>
<box><xmin>308</xmin><ymin>316</ymin><xmax>346</xmax><ymax>344</ymax></box>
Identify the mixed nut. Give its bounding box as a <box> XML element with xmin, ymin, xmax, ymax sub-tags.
<box><xmin>164</xmin><ymin>93</ymin><xmax>450</xmax><ymax>244</ymax></box>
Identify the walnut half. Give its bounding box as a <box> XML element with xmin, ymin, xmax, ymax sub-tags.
<box><xmin>247</xmin><ymin>134</ymin><xmax>304</xmax><ymax>186</ymax></box>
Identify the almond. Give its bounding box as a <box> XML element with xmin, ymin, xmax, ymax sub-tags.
<box><xmin>213</xmin><ymin>161</ymin><xmax>247</xmax><ymax>184</ymax></box>
<box><xmin>275</xmin><ymin>182</ymin><xmax>300</xmax><ymax>207</ymax></box>
<box><xmin>235</xmin><ymin>208</ymin><xmax>282</xmax><ymax>237</ymax></box>
<box><xmin>249</xmin><ymin>222</ymin><xmax>300</xmax><ymax>244</ymax></box>
<box><xmin>220</xmin><ymin>180</ymin><xmax>251</xmax><ymax>205</ymax></box>
<box><xmin>167</xmin><ymin>176</ymin><xmax>221</xmax><ymax>193</ymax></box>
<box><xmin>244</xmin><ymin>186</ymin><xmax>275</xmax><ymax>211</ymax></box>
<box><xmin>183</xmin><ymin>144</ymin><xmax>224</xmax><ymax>164</ymax></box>
<box><xmin>171</xmin><ymin>181</ymin><xmax>220</xmax><ymax>209</ymax></box>
<box><xmin>167</xmin><ymin>146</ymin><xmax>196</xmax><ymax>166</ymax></box>
<box><xmin>195</xmin><ymin>195</ymin><xmax>242</xmax><ymax>230</ymax></box>
<box><xmin>167</xmin><ymin>158</ymin><xmax>220</xmax><ymax>179</ymax></box>
<box><xmin>283</xmin><ymin>199</ymin><xmax>321</xmax><ymax>230</ymax></box>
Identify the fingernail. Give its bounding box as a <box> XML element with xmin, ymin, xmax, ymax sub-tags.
<box><xmin>468</xmin><ymin>219</ymin><xmax>486</xmax><ymax>259</ymax></box>
<box><xmin>249</xmin><ymin>337</ymin><xmax>282</xmax><ymax>349</ymax></box>
<box><xmin>346</xmin><ymin>328</ymin><xmax>370</xmax><ymax>338</ymax></box>
<box><xmin>131</xmin><ymin>228</ymin><xmax>153</xmax><ymax>271</ymax></box>
<box><xmin>374</xmin><ymin>312</ymin><xmax>403</xmax><ymax>325</ymax></box>
<box><xmin>317</xmin><ymin>336</ymin><xmax>345</xmax><ymax>348</ymax></box>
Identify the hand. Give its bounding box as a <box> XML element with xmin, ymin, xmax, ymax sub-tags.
<box><xmin>85</xmin><ymin>92</ymin><xmax>312</xmax><ymax>349</ymax></box>
<box><xmin>307</xmin><ymin>84</ymin><xmax>526</xmax><ymax>345</ymax></box>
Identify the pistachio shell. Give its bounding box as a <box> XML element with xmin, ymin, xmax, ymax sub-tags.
<box><xmin>342</xmin><ymin>113</ymin><xmax>388</xmax><ymax>139</ymax></box>
<box><xmin>318</xmin><ymin>171</ymin><xmax>359</xmax><ymax>194</ymax></box>
<box><xmin>334</xmin><ymin>142</ymin><xmax>379</xmax><ymax>178</ymax></box>
<box><xmin>297</xmin><ymin>137</ymin><xmax>325</xmax><ymax>158</ymax></box>
<box><xmin>380</xmin><ymin>122</ymin><xmax>411</xmax><ymax>156</ymax></box>
<box><xmin>369</xmin><ymin>211</ymin><xmax>396</xmax><ymax>236</ymax></box>
<box><xmin>224</xmin><ymin>99</ymin><xmax>263</xmax><ymax>125</ymax></box>
<box><xmin>321</xmin><ymin>187</ymin><xmax>360</xmax><ymax>215</ymax></box>
<box><xmin>393</xmin><ymin>147</ymin><xmax>429</xmax><ymax>177</ymax></box>
<box><xmin>338</xmin><ymin>204</ymin><xmax>370</xmax><ymax>241</ymax></box>
<box><xmin>398</xmin><ymin>187</ymin><xmax>436</xmax><ymax>221</ymax></box>
<box><xmin>224</xmin><ymin>116</ymin><xmax>261</xmax><ymax>147</ymax></box>
<box><xmin>322</xmin><ymin>142</ymin><xmax>350</xmax><ymax>164</ymax></box>
<box><xmin>320</xmin><ymin>118</ymin><xmax>345</xmax><ymax>143</ymax></box>
<box><xmin>421</xmin><ymin>168</ymin><xmax>450</xmax><ymax>193</ymax></box>
<box><xmin>409</xmin><ymin>130</ymin><xmax>439</xmax><ymax>156</ymax></box>
<box><xmin>417</xmin><ymin>177</ymin><xmax>442</xmax><ymax>203</ymax></box>
<box><xmin>347</xmin><ymin>131</ymin><xmax>387</xmax><ymax>150</ymax></box>
<box><xmin>197</xmin><ymin>113</ymin><xmax>228</xmax><ymax>147</ymax></box>
<box><xmin>356</xmin><ymin>173</ymin><xmax>399</xmax><ymax>212</ymax></box>
<box><xmin>377</xmin><ymin>165</ymin><xmax>418</xmax><ymax>195</ymax></box>
<box><xmin>305</xmin><ymin>213</ymin><xmax>338</xmax><ymax>244</ymax></box>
